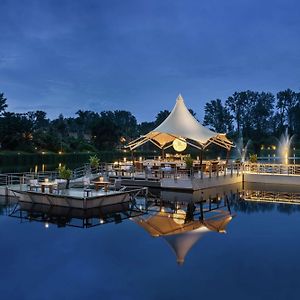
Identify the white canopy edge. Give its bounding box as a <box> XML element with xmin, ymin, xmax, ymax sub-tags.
<box><xmin>127</xmin><ymin>94</ymin><xmax>233</xmax><ymax>151</ymax></box>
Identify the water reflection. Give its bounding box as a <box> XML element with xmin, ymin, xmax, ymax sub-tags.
<box><xmin>133</xmin><ymin>209</ymin><xmax>233</xmax><ymax>265</ymax></box>
<box><xmin>4</xmin><ymin>181</ymin><xmax>300</xmax><ymax>267</ymax></box>
<box><xmin>10</xmin><ymin>201</ymin><xmax>143</xmax><ymax>228</ymax></box>
<box><xmin>7</xmin><ymin>190</ymin><xmax>235</xmax><ymax>265</ymax></box>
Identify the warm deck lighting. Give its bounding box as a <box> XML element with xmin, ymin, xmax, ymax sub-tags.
<box><xmin>173</xmin><ymin>138</ymin><xmax>187</xmax><ymax>152</ymax></box>
<box><xmin>173</xmin><ymin>209</ymin><xmax>186</xmax><ymax>225</ymax></box>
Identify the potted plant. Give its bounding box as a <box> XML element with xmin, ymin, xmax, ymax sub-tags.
<box><xmin>89</xmin><ymin>155</ymin><xmax>100</xmax><ymax>169</ymax></box>
<box><xmin>185</xmin><ymin>156</ymin><xmax>194</xmax><ymax>176</ymax></box>
<box><xmin>249</xmin><ymin>154</ymin><xmax>258</xmax><ymax>163</ymax></box>
<box><xmin>58</xmin><ymin>165</ymin><xmax>72</xmax><ymax>189</ymax></box>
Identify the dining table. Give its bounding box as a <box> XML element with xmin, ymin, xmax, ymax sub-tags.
<box><xmin>92</xmin><ymin>180</ymin><xmax>111</xmax><ymax>192</ymax></box>
<box><xmin>40</xmin><ymin>182</ymin><xmax>56</xmax><ymax>193</ymax></box>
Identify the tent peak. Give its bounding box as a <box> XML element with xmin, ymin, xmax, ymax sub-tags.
<box><xmin>176</xmin><ymin>94</ymin><xmax>184</xmax><ymax>102</ymax></box>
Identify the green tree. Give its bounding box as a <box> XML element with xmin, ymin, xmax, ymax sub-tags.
<box><xmin>0</xmin><ymin>112</ymin><xmax>33</xmax><ymax>150</ymax></box>
<box><xmin>226</xmin><ymin>91</ymin><xmax>251</xmax><ymax>133</ymax></box>
<box><xmin>203</xmin><ymin>99</ymin><xmax>233</xmax><ymax>132</ymax></box>
<box><xmin>138</xmin><ymin>121</ymin><xmax>155</xmax><ymax>135</ymax></box>
<box><xmin>113</xmin><ymin>110</ymin><xmax>138</xmax><ymax>139</ymax></box>
<box><xmin>155</xmin><ymin>110</ymin><xmax>170</xmax><ymax>126</ymax></box>
<box><xmin>251</xmin><ymin>92</ymin><xmax>274</xmax><ymax>138</ymax></box>
<box><xmin>91</xmin><ymin>116</ymin><xmax>120</xmax><ymax>150</ymax></box>
<box><xmin>0</xmin><ymin>92</ymin><xmax>8</xmax><ymax>115</ymax></box>
<box><xmin>277</xmin><ymin>89</ymin><xmax>299</xmax><ymax>133</ymax></box>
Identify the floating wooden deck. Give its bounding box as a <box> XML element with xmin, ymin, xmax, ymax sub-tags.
<box><xmin>10</xmin><ymin>187</ymin><xmax>147</xmax><ymax>209</ymax></box>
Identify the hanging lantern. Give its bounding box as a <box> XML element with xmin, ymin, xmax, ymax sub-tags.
<box><xmin>173</xmin><ymin>138</ymin><xmax>187</xmax><ymax>152</ymax></box>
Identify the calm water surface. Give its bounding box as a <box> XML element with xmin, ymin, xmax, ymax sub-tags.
<box><xmin>1</xmin><ymin>185</ymin><xmax>300</xmax><ymax>300</ymax></box>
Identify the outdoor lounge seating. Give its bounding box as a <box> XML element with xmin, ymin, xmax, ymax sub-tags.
<box><xmin>109</xmin><ymin>178</ymin><xmax>123</xmax><ymax>191</ymax></box>
<box><xmin>28</xmin><ymin>179</ymin><xmax>40</xmax><ymax>191</ymax></box>
<box><xmin>53</xmin><ymin>179</ymin><xmax>67</xmax><ymax>194</ymax></box>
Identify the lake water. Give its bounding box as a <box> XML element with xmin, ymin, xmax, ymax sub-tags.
<box><xmin>1</xmin><ymin>184</ymin><xmax>300</xmax><ymax>300</ymax></box>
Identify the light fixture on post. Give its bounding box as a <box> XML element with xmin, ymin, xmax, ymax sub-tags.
<box><xmin>173</xmin><ymin>138</ymin><xmax>187</xmax><ymax>152</ymax></box>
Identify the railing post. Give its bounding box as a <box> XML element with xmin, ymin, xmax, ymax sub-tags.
<box><xmin>230</xmin><ymin>163</ymin><xmax>233</xmax><ymax>177</ymax></box>
<box><xmin>209</xmin><ymin>164</ymin><xmax>212</xmax><ymax>178</ymax></box>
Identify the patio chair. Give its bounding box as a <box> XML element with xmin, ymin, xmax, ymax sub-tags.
<box><xmin>109</xmin><ymin>179</ymin><xmax>123</xmax><ymax>191</ymax></box>
<box><xmin>53</xmin><ymin>179</ymin><xmax>67</xmax><ymax>194</ymax></box>
<box><xmin>28</xmin><ymin>179</ymin><xmax>40</xmax><ymax>191</ymax></box>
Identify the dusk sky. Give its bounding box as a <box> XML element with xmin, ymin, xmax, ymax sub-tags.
<box><xmin>0</xmin><ymin>0</ymin><xmax>299</xmax><ymax>122</ymax></box>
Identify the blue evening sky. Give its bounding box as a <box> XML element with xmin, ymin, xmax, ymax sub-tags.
<box><xmin>0</xmin><ymin>0</ymin><xmax>299</xmax><ymax>122</ymax></box>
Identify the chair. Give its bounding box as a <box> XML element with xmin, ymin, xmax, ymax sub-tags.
<box><xmin>109</xmin><ymin>179</ymin><xmax>123</xmax><ymax>191</ymax></box>
<box><xmin>28</xmin><ymin>179</ymin><xmax>40</xmax><ymax>191</ymax></box>
<box><xmin>53</xmin><ymin>179</ymin><xmax>67</xmax><ymax>194</ymax></box>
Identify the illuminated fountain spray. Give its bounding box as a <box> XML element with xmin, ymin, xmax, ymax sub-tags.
<box><xmin>235</xmin><ymin>136</ymin><xmax>251</xmax><ymax>162</ymax></box>
<box><xmin>278</xmin><ymin>129</ymin><xmax>294</xmax><ymax>165</ymax></box>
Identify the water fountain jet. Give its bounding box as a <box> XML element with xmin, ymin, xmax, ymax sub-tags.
<box><xmin>277</xmin><ymin>129</ymin><xmax>294</xmax><ymax>165</ymax></box>
<box><xmin>234</xmin><ymin>136</ymin><xmax>251</xmax><ymax>163</ymax></box>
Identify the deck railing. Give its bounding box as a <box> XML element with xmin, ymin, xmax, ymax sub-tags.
<box><xmin>106</xmin><ymin>162</ymin><xmax>243</xmax><ymax>180</ymax></box>
<box><xmin>4</xmin><ymin>161</ymin><xmax>300</xmax><ymax>190</ymax></box>
<box><xmin>243</xmin><ymin>163</ymin><xmax>300</xmax><ymax>176</ymax></box>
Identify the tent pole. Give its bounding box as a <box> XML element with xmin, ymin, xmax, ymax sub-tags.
<box><xmin>226</xmin><ymin>148</ymin><xmax>231</xmax><ymax>164</ymax></box>
<box><xmin>200</xmin><ymin>150</ymin><xmax>203</xmax><ymax>178</ymax></box>
<box><xmin>131</xmin><ymin>150</ymin><xmax>135</xmax><ymax>174</ymax></box>
<box><xmin>162</xmin><ymin>147</ymin><xmax>165</xmax><ymax>160</ymax></box>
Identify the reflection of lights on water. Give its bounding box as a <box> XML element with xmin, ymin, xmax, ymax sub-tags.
<box><xmin>45</xmin><ymin>222</ymin><xmax>49</xmax><ymax>228</ymax></box>
<box><xmin>173</xmin><ymin>209</ymin><xmax>186</xmax><ymax>225</ymax></box>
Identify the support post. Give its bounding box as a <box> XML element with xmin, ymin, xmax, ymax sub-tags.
<box><xmin>226</xmin><ymin>148</ymin><xmax>231</xmax><ymax>164</ymax></box>
<box><xmin>200</xmin><ymin>201</ymin><xmax>204</xmax><ymax>220</ymax></box>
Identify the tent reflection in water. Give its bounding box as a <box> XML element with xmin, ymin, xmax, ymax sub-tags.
<box><xmin>126</xmin><ymin>94</ymin><xmax>233</xmax><ymax>153</ymax></box>
<box><xmin>133</xmin><ymin>210</ymin><xmax>233</xmax><ymax>265</ymax></box>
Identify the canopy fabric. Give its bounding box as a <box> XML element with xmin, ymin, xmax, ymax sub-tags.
<box><xmin>133</xmin><ymin>210</ymin><xmax>233</xmax><ymax>264</ymax></box>
<box><xmin>126</xmin><ymin>94</ymin><xmax>233</xmax><ymax>151</ymax></box>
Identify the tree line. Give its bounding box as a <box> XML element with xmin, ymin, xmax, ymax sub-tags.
<box><xmin>0</xmin><ymin>89</ymin><xmax>299</xmax><ymax>154</ymax></box>
<box><xmin>203</xmin><ymin>89</ymin><xmax>300</xmax><ymax>152</ymax></box>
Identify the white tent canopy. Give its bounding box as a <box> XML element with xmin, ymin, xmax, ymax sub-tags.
<box><xmin>127</xmin><ymin>94</ymin><xmax>232</xmax><ymax>151</ymax></box>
